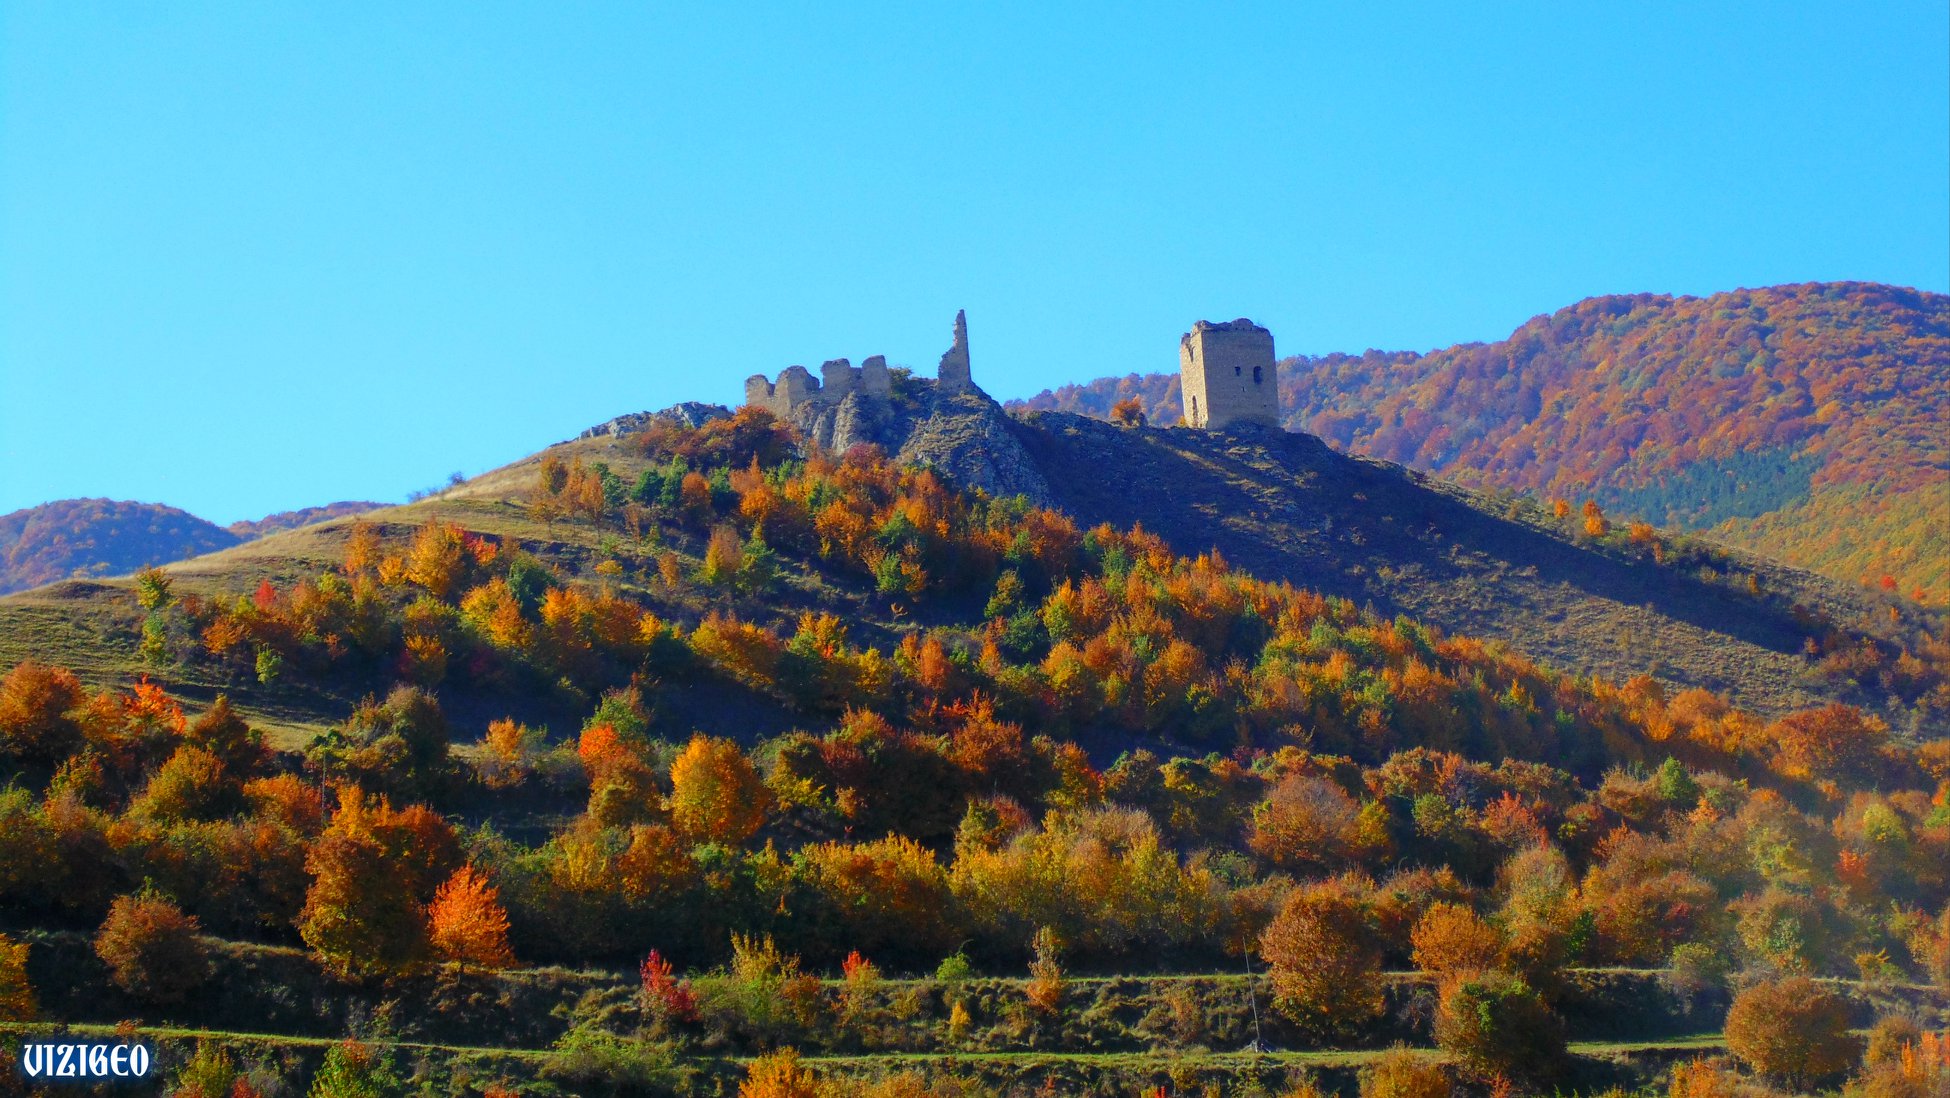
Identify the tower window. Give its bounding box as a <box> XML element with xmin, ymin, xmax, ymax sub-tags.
<box><xmin>1253</xmin><ymin>366</ymin><xmax>1262</xmax><ymax>383</ymax></box>
<box><xmin>1234</xmin><ymin>366</ymin><xmax>1241</xmax><ymax>376</ymax></box>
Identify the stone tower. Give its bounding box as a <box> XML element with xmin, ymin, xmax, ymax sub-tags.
<box><xmin>1179</xmin><ymin>318</ymin><xmax>1278</xmax><ymax>430</ymax></box>
<box><xmin>938</xmin><ymin>309</ymin><xmax>972</xmax><ymax>392</ymax></box>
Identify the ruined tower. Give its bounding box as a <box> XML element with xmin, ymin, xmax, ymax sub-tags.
<box><xmin>1179</xmin><ymin>318</ymin><xmax>1278</xmax><ymax>430</ymax></box>
<box><xmin>937</xmin><ymin>309</ymin><xmax>972</xmax><ymax>392</ymax></box>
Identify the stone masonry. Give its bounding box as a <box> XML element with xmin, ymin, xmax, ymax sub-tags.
<box><xmin>745</xmin><ymin>311</ymin><xmax>976</xmax><ymax>417</ymax></box>
<box><xmin>1179</xmin><ymin>318</ymin><xmax>1279</xmax><ymax>430</ymax></box>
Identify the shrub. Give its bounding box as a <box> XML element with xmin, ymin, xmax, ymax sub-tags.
<box><xmin>1723</xmin><ymin>976</ymin><xmax>1860</xmax><ymax>1088</ymax></box>
<box><xmin>94</xmin><ymin>891</ymin><xmax>210</xmax><ymax>1003</ymax></box>
<box><xmin>1667</xmin><ymin>1059</ymin><xmax>1745</xmax><ymax>1098</ymax></box>
<box><xmin>1847</xmin><ymin>1030</ymin><xmax>1949</xmax><ymax>1098</ymax></box>
<box><xmin>1261</xmin><ymin>879</ymin><xmax>1385</xmax><ymax>1034</ymax></box>
<box><xmin>0</xmin><ymin>932</ymin><xmax>34</xmax><ymax>1021</ymax></box>
<box><xmin>541</xmin><ymin>1024</ymin><xmax>682</xmax><ymax>1093</ymax></box>
<box><xmin>0</xmin><ymin>661</ymin><xmax>85</xmax><ymax>762</ymax></box>
<box><xmin>425</xmin><ymin>864</ymin><xmax>514</xmax><ymax>968</ymax></box>
<box><xmin>306</xmin><ymin>1041</ymin><xmax>399</xmax><ymax>1098</ymax></box>
<box><xmin>1026</xmin><ymin>926</ymin><xmax>1064</xmax><ymax>1014</ymax></box>
<box><xmin>170</xmin><ymin>1041</ymin><xmax>238</xmax><ymax>1098</ymax></box>
<box><xmin>1432</xmin><ymin>970</ymin><xmax>1565</xmax><ymax>1082</ymax></box>
<box><xmin>304</xmin><ymin>685</ymin><xmax>452</xmax><ymax>799</ymax></box>
<box><xmin>1248</xmin><ymin>774</ymin><xmax>1362</xmax><ymax>871</ymax></box>
<box><xmin>934</xmin><ymin>952</ymin><xmax>974</xmax><ymax>983</ymax></box>
<box><xmin>668</xmin><ymin>734</ymin><xmax>770</xmax><ymax>844</ymax></box>
<box><xmin>1409</xmin><ymin>903</ymin><xmax>1502</xmax><ymax>976</ymax></box>
<box><xmin>741</xmin><ymin>1048</ymin><xmax>817</xmax><ymax>1098</ymax></box>
<box><xmin>1863</xmin><ymin>1014</ymin><xmax>1923</xmax><ymax>1069</ymax></box>
<box><xmin>131</xmin><ymin>744</ymin><xmax>236</xmax><ymax>822</ymax></box>
<box><xmin>1359</xmin><ymin>1046</ymin><xmax>1452</xmax><ymax>1098</ymax></box>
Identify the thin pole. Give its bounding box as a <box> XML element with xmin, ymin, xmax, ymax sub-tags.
<box><xmin>1244</xmin><ymin>946</ymin><xmax>1265</xmax><ymax>1052</ymax></box>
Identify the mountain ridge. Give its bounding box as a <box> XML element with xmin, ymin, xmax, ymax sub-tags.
<box><xmin>0</xmin><ymin>497</ymin><xmax>383</xmax><ymax>596</ymax></box>
<box><xmin>1014</xmin><ymin>281</ymin><xmax>1950</xmax><ymax>603</ymax></box>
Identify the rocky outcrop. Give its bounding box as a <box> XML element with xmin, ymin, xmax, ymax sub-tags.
<box><xmin>788</xmin><ymin>384</ymin><xmax>1051</xmax><ymax>504</ymax></box>
<box><xmin>578</xmin><ymin>402</ymin><xmax>729</xmax><ymax>440</ymax></box>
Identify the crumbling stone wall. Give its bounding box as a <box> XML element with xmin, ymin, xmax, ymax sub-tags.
<box><xmin>744</xmin><ymin>312</ymin><xmax>973</xmax><ymax>418</ymax></box>
<box><xmin>938</xmin><ymin>310</ymin><xmax>972</xmax><ymax>392</ymax></box>
<box><xmin>1180</xmin><ymin>319</ymin><xmax>1279</xmax><ymax>430</ymax></box>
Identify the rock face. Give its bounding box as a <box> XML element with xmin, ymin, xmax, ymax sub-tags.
<box><xmin>578</xmin><ymin>402</ymin><xmax>729</xmax><ymax>440</ymax></box>
<box><xmin>790</xmin><ymin>385</ymin><xmax>1051</xmax><ymax>504</ymax></box>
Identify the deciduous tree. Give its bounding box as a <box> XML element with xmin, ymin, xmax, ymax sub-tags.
<box><xmin>94</xmin><ymin>890</ymin><xmax>210</xmax><ymax>1003</ymax></box>
<box><xmin>1723</xmin><ymin>976</ymin><xmax>1859</xmax><ymax>1089</ymax></box>
<box><xmin>668</xmin><ymin>734</ymin><xmax>769</xmax><ymax>844</ymax></box>
<box><xmin>426</xmin><ymin>864</ymin><xmax>514</xmax><ymax>968</ymax></box>
<box><xmin>1261</xmin><ymin>878</ymin><xmax>1385</xmax><ymax>1034</ymax></box>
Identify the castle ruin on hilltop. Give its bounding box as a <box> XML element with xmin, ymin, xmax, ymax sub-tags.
<box><xmin>745</xmin><ymin>309</ymin><xmax>977</xmax><ymax>418</ymax></box>
<box><xmin>1180</xmin><ymin>318</ymin><xmax>1279</xmax><ymax>431</ymax></box>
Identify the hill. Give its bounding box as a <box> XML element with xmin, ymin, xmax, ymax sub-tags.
<box><xmin>0</xmin><ymin>499</ymin><xmax>243</xmax><ymax>596</ymax></box>
<box><xmin>1016</xmin><ymin>282</ymin><xmax>1950</xmax><ymax>604</ymax></box>
<box><xmin>3</xmin><ymin>376</ymin><xmax>1950</xmax><ymax>1092</ymax></box>
<box><xmin>225</xmin><ymin>500</ymin><xmax>384</xmax><ymax>540</ymax></box>
<box><xmin>1</xmin><ymin>394</ymin><xmax>1947</xmax><ymax>1096</ymax></box>
<box><xmin>2</xmin><ymin>393</ymin><xmax>1941</xmax><ymax>742</ymax></box>
<box><xmin>1008</xmin><ymin>411</ymin><xmax>1945</xmax><ymax>731</ymax></box>
<box><xmin>0</xmin><ymin>498</ymin><xmax>382</xmax><ymax>596</ymax></box>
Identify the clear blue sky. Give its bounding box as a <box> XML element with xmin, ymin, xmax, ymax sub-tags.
<box><xmin>3</xmin><ymin>3</ymin><xmax>1945</xmax><ymax>524</ymax></box>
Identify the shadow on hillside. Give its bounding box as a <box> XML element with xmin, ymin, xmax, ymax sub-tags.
<box><xmin>1014</xmin><ymin>412</ymin><xmax>1827</xmax><ymax>714</ymax></box>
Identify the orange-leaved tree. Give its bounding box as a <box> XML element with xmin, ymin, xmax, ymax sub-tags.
<box><xmin>668</xmin><ymin>734</ymin><xmax>769</xmax><ymax>844</ymax></box>
<box><xmin>93</xmin><ymin>890</ymin><xmax>210</xmax><ymax>1003</ymax></box>
<box><xmin>1261</xmin><ymin>878</ymin><xmax>1385</xmax><ymax>1034</ymax></box>
<box><xmin>426</xmin><ymin>864</ymin><xmax>514</xmax><ymax>968</ymax></box>
<box><xmin>739</xmin><ymin>1048</ymin><xmax>817</xmax><ymax>1098</ymax></box>
<box><xmin>0</xmin><ymin>931</ymin><xmax>34</xmax><ymax>1021</ymax></box>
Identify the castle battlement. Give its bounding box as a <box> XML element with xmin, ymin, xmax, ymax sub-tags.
<box><xmin>744</xmin><ymin>311</ymin><xmax>975</xmax><ymax>418</ymax></box>
<box><xmin>1180</xmin><ymin>317</ymin><xmax>1279</xmax><ymax>430</ymax></box>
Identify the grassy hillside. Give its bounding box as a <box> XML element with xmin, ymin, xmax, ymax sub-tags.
<box><xmin>1</xmin><ymin>405</ymin><xmax>1946</xmax><ymax>1097</ymax></box>
<box><xmin>0</xmin><ymin>497</ymin><xmax>383</xmax><ymax>597</ymax></box>
<box><xmin>1016</xmin><ymin>282</ymin><xmax>1950</xmax><ymax>605</ymax></box>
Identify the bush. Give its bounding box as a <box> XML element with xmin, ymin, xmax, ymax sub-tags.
<box><xmin>94</xmin><ymin>891</ymin><xmax>210</xmax><ymax>1003</ymax></box>
<box><xmin>307</xmin><ymin>1041</ymin><xmax>399</xmax><ymax>1098</ymax></box>
<box><xmin>541</xmin><ymin>1024</ymin><xmax>683</xmax><ymax>1094</ymax></box>
<box><xmin>1432</xmin><ymin>970</ymin><xmax>1565</xmax><ymax>1082</ymax></box>
<box><xmin>1409</xmin><ymin>903</ymin><xmax>1502</xmax><ymax>976</ymax></box>
<box><xmin>1359</xmin><ymin>1046</ymin><xmax>1452</xmax><ymax>1098</ymax></box>
<box><xmin>1261</xmin><ymin>879</ymin><xmax>1384</xmax><ymax>1034</ymax></box>
<box><xmin>934</xmin><ymin>952</ymin><xmax>974</xmax><ymax>983</ymax></box>
<box><xmin>1723</xmin><ymin>975</ymin><xmax>1859</xmax><ymax>1088</ymax></box>
<box><xmin>0</xmin><ymin>932</ymin><xmax>34</xmax><ymax>1021</ymax></box>
<box><xmin>741</xmin><ymin>1049</ymin><xmax>817</xmax><ymax>1098</ymax></box>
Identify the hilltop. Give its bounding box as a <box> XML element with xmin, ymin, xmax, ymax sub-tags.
<box><xmin>2</xmin><ymin>390</ymin><xmax>1939</xmax><ymax>743</ymax></box>
<box><xmin>1</xmin><ymin>394</ymin><xmax>1947</xmax><ymax>1097</ymax></box>
<box><xmin>0</xmin><ymin>498</ymin><xmax>383</xmax><ymax>596</ymax></box>
<box><xmin>1018</xmin><ymin>282</ymin><xmax>1950</xmax><ymax>604</ymax></box>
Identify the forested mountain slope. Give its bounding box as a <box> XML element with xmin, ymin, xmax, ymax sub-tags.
<box><xmin>2</xmin><ymin>402</ymin><xmax>1947</xmax><ymax>1096</ymax></box>
<box><xmin>1007</xmin><ymin>411</ymin><xmax>1944</xmax><ymax>732</ymax></box>
<box><xmin>0</xmin><ymin>498</ymin><xmax>381</xmax><ymax>596</ymax></box>
<box><xmin>0</xmin><ymin>499</ymin><xmax>243</xmax><ymax>595</ymax></box>
<box><xmin>1017</xmin><ymin>282</ymin><xmax>1950</xmax><ymax>604</ymax></box>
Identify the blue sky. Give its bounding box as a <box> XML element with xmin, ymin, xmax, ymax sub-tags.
<box><xmin>3</xmin><ymin>3</ymin><xmax>1945</xmax><ymax>524</ymax></box>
